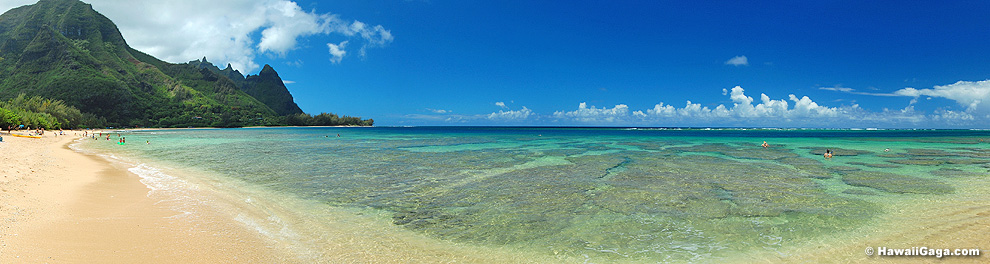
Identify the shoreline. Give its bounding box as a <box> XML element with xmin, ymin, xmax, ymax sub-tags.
<box><xmin>3</xmin><ymin>128</ymin><xmax>988</xmax><ymax>262</ymax></box>
<box><xmin>1</xmin><ymin>131</ymin><xmax>559</xmax><ymax>263</ymax></box>
<box><xmin>0</xmin><ymin>131</ymin><xmax>286</xmax><ymax>263</ymax></box>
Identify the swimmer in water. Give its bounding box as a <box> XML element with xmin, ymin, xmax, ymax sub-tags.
<box><xmin>761</xmin><ymin>141</ymin><xmax>769</xmax><ymax>148</ymax></box>
<box><xmin>884</xmin><ymin>148</ymin><xmax>890</xmax><ymax>152</ymax></box>
<box><xmin>824</xmin><ymin>149</ymin><xmax>833</xmax><ymax>159</ymax></box>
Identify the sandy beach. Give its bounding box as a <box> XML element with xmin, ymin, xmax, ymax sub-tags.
<box><xmin>0</xmin><ymin>130</ymin><xmax>562</xmax><ymax>264</ymax></box>
<box><xmin>2</xmin><ymin>129</ymin><xmax>988</xmax><ymax>263</ymax></box>
<box><xmin>0</xmin><ymin>131</ymin><xmax>283</xmax><ymax>263</ymax></box>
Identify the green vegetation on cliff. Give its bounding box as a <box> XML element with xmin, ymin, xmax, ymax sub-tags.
<box><xmin>189</xmin><ymin>58</ymin><xmax>304</xmax><ymax>116</ymax></box>
<box><xmin>0</xmin><ymin>0</ymin><xmax>370</xmax><ymax>128</ymax></box>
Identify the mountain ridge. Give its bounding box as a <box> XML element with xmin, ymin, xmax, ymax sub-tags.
<box><xmin>189</xmin><ymin>57</ymin><xmax>303</xmax><ymax>116</ymax></box>
<box><xmin>0</xmin><ymin>0</ymin><xmax>365</xmax><ymax>127</ymax></box>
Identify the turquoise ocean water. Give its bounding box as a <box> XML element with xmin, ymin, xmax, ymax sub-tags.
<box><xmin>73</xmin><ymin>127</ymin><xmax>990</xmax><ymax>262</ymax></box>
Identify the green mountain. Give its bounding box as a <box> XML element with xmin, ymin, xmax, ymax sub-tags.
<box><xmin>0</xmin><ymin>0</ymin><xmax>363</xmax><ymax>128</ymax></box>
<box><xmin>189</xmin><ymin>58</ymin><xmax>303</xmax><ymax>115</ymax></box>
<box><xmin>242</xmin><ymin>64</ymin><xmax>303</xmax><ymax>115</ymax></box>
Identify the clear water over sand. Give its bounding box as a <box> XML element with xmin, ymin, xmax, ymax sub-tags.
<box><xmin>77</xmin><ymin>127</ymin><xmax>990</xmax><ymax>262</ymax></box>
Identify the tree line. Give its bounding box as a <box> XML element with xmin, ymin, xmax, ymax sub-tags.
<box><xmin>0</xmin><ymin>94</ymin><xmax>372</xmax><ymax>130</ymax></box>
<box><xmin>0</xmin><ymin>94</ymin><xmax>106</xmax><ymax>130</ymax></box>
<box><xmin>283</xmin><ymin>113</ymin><xmax>374</xmax><ymax>127</ymax></box>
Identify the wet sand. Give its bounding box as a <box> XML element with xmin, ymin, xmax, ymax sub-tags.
<box><xmin>772</xmin><ymin>176</ymin><xmax>990</xmax><ymax>263</ymax></box>
<box><xmin>0</xmin><ymin>131</ymin><xmax>284</xmax><ymax>263</ymax></box>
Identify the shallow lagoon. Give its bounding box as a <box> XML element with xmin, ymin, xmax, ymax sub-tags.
<box><xmin>79</xmin><ymin>127</ymin><xmax>990</xmax><ymax>262</ymax></box>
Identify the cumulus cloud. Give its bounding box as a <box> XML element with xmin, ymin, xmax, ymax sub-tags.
<box><xmin>725</xmin><ymin>55</ymin><xmax>748</xmax><ymax>66</ymax></box>
<box><xmin>933</xmin><ymin>109</ymin><xmax>975</xmax><ymax>125</ymax></box>
<box><xmin>408</xmin><ymin>85</ymin><xmax>981</xmax><ymax>127</ymax></box>
<box><xmin>79</xmin><ymin>0</ymin><xmax>392</xmax><ymax>73</ymax></box>
<box><xmin>633</xmin><ymin>86</ymin><xmax>838</xmax><ymax>124</ymax></box>
<box><xmin>426</xmin><ymin>108</ymin><xmax>449</xmax><ymax>114</ymax></box>
<box><xmin>488</xmin><ymin>107</ymin><xmax>532</xmax><ymax>121</ymax></box>
<box><xmin>257</xmin><ymin>1</ymin><xmax>328</xmax><ymax>55</ymax></box>
<box><xmin>495</xmin><ymin>101</ymin><xmax>507</xmax><ymax>108</ymax></box>
<box><xmin>327</xmin><ymin>41</ymin><xmax>348</xmax><ymax>64</ymax></box>
<box><xmin>558</xmin><ymin>87</ymin><xmax>878</xmax><ymax>126</ymax></box>
<box><xmin>552</xmin><ymin>103</ymin><xmax>630</xmax><ymax>123</ymax></box>
<box><xmin>893</xmin><ymin>80</ymin><xmax>990</xmax><ymax>114</ymax></box>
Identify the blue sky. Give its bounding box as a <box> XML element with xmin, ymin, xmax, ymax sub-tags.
<box><xmin>3</xmin><ymin>0</ymin><xmax>990</xmax><ymax>128</ymax></box>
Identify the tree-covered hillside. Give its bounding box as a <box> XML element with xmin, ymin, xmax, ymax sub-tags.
<box><xmin>0</xmin><ymin>0</ymin><xmax>370</xmax><ymax>128</ymax></box>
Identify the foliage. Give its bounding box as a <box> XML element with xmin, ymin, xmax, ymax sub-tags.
<box><xmin>0</xmin><ymin>107</ymin><xmax>21</xmax><ymax>128</ymax></box>
<box><xmin>0</xmin><ymin>94</ymin><xmax>105</xmax><ymax>129</ymax></box>
<box><xmin>0</xmin><ymin>0</ymin><xmax>370</xmax><ymax>128</ymax></box>
<box><xmin>283</xmin><ymin>112</ymin><xmax>374</xmax><ymax>127</ymax></box>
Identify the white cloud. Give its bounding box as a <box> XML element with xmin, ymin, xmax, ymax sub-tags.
<box><xmin>327</xmin><ymin>41</ymin><xmax>348</xmax><ymax>64</ymax></box>
<box><xmin>348</xmin><ymin>21</ymin><xmax>394</xmax><ymax>56</ymax></box>
<box><xmin>552</xmin><ymin>103</ymin><xmax>630</xmax><ymax>123</ymax></box>
<box><xmin>725</xmin><ymin>55</ymin><xmax>748</xmax><ymax>66</ymax></box>
<box><xmin>257</xmin><ymin>1</ymin><xmax>327</xmax><ymax>56</ymax></box>
<box><xmin>555</xmin><ymin>87</ymin><xmax>870</xmax><ymax>127</ymax></box>
<box><xmin>282</xmin><ymin>80</ymin><xmax>296</xmax><ymax>84</ymax></box>
<box><xmin>640</xmin><ymin>102</ymin><xmax>677</xmax><ymax>117</ymax></box>
<box><xmin>488</xmin><ymin>107</ymin><xmax>532</xmax><ymax>121</ymax></box>
<box><xmin>933</xmin><ymin>109</ymin><xmax>975</xmax><ymax>124</ymax></box>
<box><xmin>501</xmin><ymin>84</ymin><xmax>986</xmax><ymax>127</ymax></box>
<box><xmin>788</xmin><ymin>94</ymin><xmax>838</xmax><ymax>117</ymax></box>
<box><xmin>894</xmin><ymin>80</ymin><xmax>990</xmax><ymax>113</ymax></box>
<box><xmin>495</xmin><ymin>101</ymin><xmax>507</xmax><ymax>108</ymax></box>
<box><xmin>819</xmin><ymin>85</ymin><xmax>901</xmax><ymax>97</ymax></box>
<box><xmin>77</xmin><ymin>0</ymin><xmax>392</xmax><ymax>73</ymax></box>
<box><xmin>819</xmin><ymin>86</ymin><xmax>854</xmax><ymax>92</ymax></box>
<box><xmin>403</xmin><ymin>85</ymin><xmax>982</xmax><ymax>128</ymax></box>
